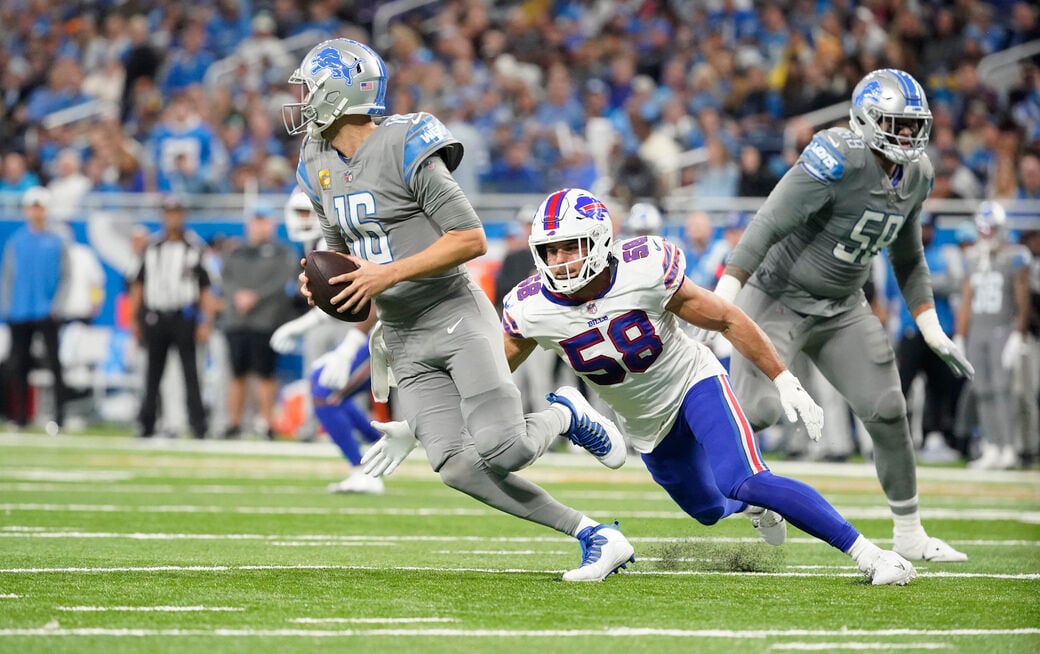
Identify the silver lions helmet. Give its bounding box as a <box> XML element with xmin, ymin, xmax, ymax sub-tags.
<box><xmin>974</xmin><ymin>200</ymin><xmax>1007</xmax><ymax>243</ymax></box>
<box><xmin>849</xmin><ymin>68</ymin><xmax>932</xmax><ymax>165</ymax></box>
<box><xmin>282</xmin><ymin>38</ymin><xmax>388</xmax><ymax>138</ymax></box>
<box><xmin>529</xmin><ymin>188</ymin><xmax>614</xmax><ymax>294</ymax></box>
<box><xmin>284</xmin><ymin>188</ymin><xmax>322</xmax><ymax>243</ymax></box>
<box><xmin>625</xmin><ymin>202</ymin><xmax>662</xmax><ymax>236</ymax></box>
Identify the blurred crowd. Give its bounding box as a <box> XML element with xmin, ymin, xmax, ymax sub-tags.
<box><xmin>0</xmin><ymin>0</ymin><xmax>1039</xmax><ymax>212</ymax></box>
<box><xmin>1</xmin><ymin>1</ymin><xmax>1040</xmax><ymax>467</ymax></box>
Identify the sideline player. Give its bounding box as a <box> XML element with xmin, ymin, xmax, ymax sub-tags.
<box><xmin>955</xmin><ymin>201</ymin><xmax>1034</xmax><ymax>469</ymax></box>
<box><xmin>283</xmin><ymin>38</ymin><xmax>634</xmax><ymax>581</ymax></box>
<box><xmin>708</xmin><ymin>69</ymin><xmax>971</xmax><ymax>562</ymax></box>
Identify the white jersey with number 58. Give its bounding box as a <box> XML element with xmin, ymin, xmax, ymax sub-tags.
<box><xmin>502</xmin><ymin>236</ymin><xmax>725</xmax><ymax>452</ymax></box>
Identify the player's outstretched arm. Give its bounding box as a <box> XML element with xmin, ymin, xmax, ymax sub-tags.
<box><xmin>667</xmin><ymin>278</ymin><xmax>823</xmax><ymax>439</ymax></box>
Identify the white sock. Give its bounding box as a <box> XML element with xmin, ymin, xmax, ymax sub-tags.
<box><xmin>549</xmin><ymin>404</ymin><xmax>572</xmax><ymax>434</ymax></box>
<box><xmin>890</xmin><ymin>496</ymin><xmax>927</xmax><ymax>544</ymax></box>
<box><xmin>572</xmin><ymin>515</ymin><xmax>599</xmax><ymax>537</ymax></box>
<box><xmin>847</xmin><ymin>534</ymin><xmax>883</xmax><ymax>567</ymax></box>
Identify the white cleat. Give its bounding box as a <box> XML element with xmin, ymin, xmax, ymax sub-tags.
<box><xmin>546</xmin><ymin>386</ymin><xmax>626</xmax><ymax>469</ymax></box>
<box><xmin>860</xmin><ymin>550</ymin><xmax>916</xmax><ymax>586</ymax></box>
<box><xmin>562</xmin><ymin>522</ymin><xmax>635</xmax><ymax>582</ymax></box>
<box><xmin>327</xmin><ymin>469</ymin><xmax>385</xmax><ymax>495</ymax></box>
<box><xmin>746</xmin><ymin>506</ymin><xmax>786</xmax><ymax>546</ymax></box>
<box><xmin>894</xmin><ymin>536</ymin><xmax>968</xmax><ymax>562</ymax></box>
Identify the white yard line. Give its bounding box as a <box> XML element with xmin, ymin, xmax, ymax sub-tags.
<box><xmin>0</xmin><ymin>564</ymin><xmax>1037</xmax><ymax>580</ymax></box>
<box><xmin>57</xmin><ymin>606</ymin><xmax>243</xmax><ymax>612</ymax></box>
<box><xmin>3</xmin><ymin>433</ymin><xmax>1039</xmax><ymax>485</ymax></box>
<box><xmin>0</xmin><ymin>627</ymin><xmax>1036</xmax><ymax>638</ymax></box>
<box><xmin>290</xmin><ymin>618</ymin><xmax>458</xmax><ymax>624</ymax></box>
<box><xmin>2</xmin><ymin>503</ymin><xmax>1038</xmax><ymax>523</ymax></box>
<box><xmin>1</xmin><ymin>528</ymin><xmax>1037</xmax><ymax>548</ymax></box>
<box><xmin>0</xmin><ymin>594</ymin><xmax>20</xmax><ymax>599</ymax></box>
<box><xmin>771</xmin><ymin>644</ymin><xmax>950</xmax><ymax>651</ymax></box>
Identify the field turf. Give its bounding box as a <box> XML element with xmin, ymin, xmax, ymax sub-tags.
<box><xmin>0</xmin><ymin>432</ymin><xmax>1037</xmax><ymax>653</ymax></box>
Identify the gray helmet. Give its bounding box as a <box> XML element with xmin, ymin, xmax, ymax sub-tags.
<box><xmin>849</xmin><ymin>69</ymin><xmax>932</xmax><ymax>165</ymax></box>
<box><xmin>282</xmin><ymin>38</ymin><xmax>388</xmax><ymax>138</ymax></box>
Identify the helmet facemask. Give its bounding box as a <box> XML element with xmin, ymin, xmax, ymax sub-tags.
<box><xmin>529</xmin><ymin>189</ymin><xmax>614</xmax><ymax>294</ymax></box>
<box><xmin>284</xmin><ymin>190</ymin><xmax>322</xmax><ymax>242</ymax></box>
<box><xmin>849</xmin><ymin>69</ymin><xmax>932</xmax><ymax>165</ymax></box>
<box><xmin>282</xmin><ymin>39</ymin><xmax>388</xmax><ymax>138</ymax></box>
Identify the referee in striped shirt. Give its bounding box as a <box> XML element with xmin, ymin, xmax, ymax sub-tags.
<box><xmin>128</xmin><ymin>195</ymin><xmax>216</xmax><ymax>439</ymax></box>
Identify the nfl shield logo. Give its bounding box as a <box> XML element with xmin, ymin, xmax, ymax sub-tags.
<box><xmin>585</xmin><ymin>302</ymin><xmax>597</xmax><ymax>315</ymax></box>
<box><xmin>343</xmin><ymin>171</ymin><xmax>353</xmax><ymax>183</ymax></box>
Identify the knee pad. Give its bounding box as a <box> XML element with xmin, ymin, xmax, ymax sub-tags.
<box><xmin>866</xmin><ymin>387</ymin><xmax>907</xmax><ymax>423</ymax></box>
<box><xmin>465</xmin><ymin>385</ymin><xmax>535</xmax><ymax>473</ymax></box>
<box><xmin>437</xmin><ymin>448</ymin><xmax>492</xmax><ymax>494</ymax></box>
<box><xmin>744</xmin><ymin>395</ymin><xmax>784</xmax><ymax>432</ymax></box>
<box><xmin>689</xmin><ymin>505</ymin><xmax>726</xmax><ymax>526</ymax></box>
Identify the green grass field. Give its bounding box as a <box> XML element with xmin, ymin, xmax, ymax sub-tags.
<box><xmin>1</xmin><ymin>431</ymin><xmax>1037</xmax><ymax>653</ymax></box>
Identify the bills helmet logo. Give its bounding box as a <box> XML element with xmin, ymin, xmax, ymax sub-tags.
<box><xmin>574</xmin><ymin>195</ymin><xmax>609</xmax><ymax>221</ymax></box>
<box><xmin>538</xmin><ymin>190</ymin><xmax>608</xmax><ymax>233</ymax></box>
<box><xmin>310</xmin><ymin>47</ymin><xmax>359</xmax><ymax>85</ymax></box>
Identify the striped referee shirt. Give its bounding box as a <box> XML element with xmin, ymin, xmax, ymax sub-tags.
<box><xmin>136</xmin><ymin>235</ymin><xmax>210</xmax><ymax>312</ymax></box>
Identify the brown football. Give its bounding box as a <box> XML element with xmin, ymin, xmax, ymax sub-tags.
<box><xmin>304</xmin><ymin>251</ymin><xmax>371</xmax><ymax>322</ymax></box>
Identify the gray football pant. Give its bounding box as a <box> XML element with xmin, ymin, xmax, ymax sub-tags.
<box><xmin>730</xmin><ymin>285</ymin><xmax>917</xmax><ymax>505</ymax></box>
<box><xmin>966</xmin><ymin>325</ymin><xmax>1014</xmax><ymax>451</ymax></box>
<box><xmin>381</xmin><ymin>284</ymin><xmax>582</xmax><ymax>536</ymax></box>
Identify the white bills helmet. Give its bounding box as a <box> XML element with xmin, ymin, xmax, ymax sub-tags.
<box><xmin>283</xmin><ymin>38</ymin><xmax>388</xmax><ymax>138</ymax></box>
<box><xmin>849</xmin><ymin>69</ymin><xmax>932</xmax><ymax>165</ymax></box>
<box><xmin>284</xmin><ymin>189</ymin><xmax>321</xmax><ymax>242</ymax></box>
<box><xmin>529</xmin><ymin>188</ymin><xmax>613</xmax><ymax>294</ymax></box>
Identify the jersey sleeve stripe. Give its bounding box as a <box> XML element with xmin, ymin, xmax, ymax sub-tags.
<box><xmin>662</xmin><ymin>243</ymin><xmax>682</xmax><ymax>288</ymax></box>
<box><xmin>799</xmin><ymin>161</ymin><xmax>829</xmax><ymax>184</ymax></box>
<box><xmin>502</xmin><ymin>309</ymin><xmax>522</xmax><ymax>337</ymax></box>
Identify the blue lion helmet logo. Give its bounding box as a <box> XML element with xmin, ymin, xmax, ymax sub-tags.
<box><xmin>309</xmin><ymin>46</ymin><xmax>359</xmax><ymax>85</ymax></box>
<box><xmin>853</xmin><ymin>79</ymin><xmax>883</xmax><ymax>108</ymax></box>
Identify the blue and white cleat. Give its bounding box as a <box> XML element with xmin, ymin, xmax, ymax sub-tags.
<box><xmin>546</xmin><ymin>386</ymin><xmax>626</xmax><ymax>469</ymax></box>
<box><xmin>563</xmin><ymin>521</ymin><xmax>635</xmax><ymax>582</ymax></box>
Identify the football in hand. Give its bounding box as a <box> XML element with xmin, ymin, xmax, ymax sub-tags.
<box><xmin>304</xmin><ymin>251</ymin><xmax>371</xmax><ymax>322</ymax></box>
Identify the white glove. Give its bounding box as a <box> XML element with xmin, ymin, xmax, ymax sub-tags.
<box><xmin>1001</xmin><ymin>331</ymin><xmax>1023</xmax><ymax>370</ymax></box>
<box><xmin>316</xmin><ymin>328</ymin><xmax>367</xmax><ymax>390</ymax></box>
<box><xmin>361</xmin><ymin>420</ymin><xmax>417</xmax><ymax>477</ymax></box>
<box><xmin>773</xmin><ymin>370</ymin><xmax>824</xmax><ymax>442</ymax></box>
<box><xmin>689</xmin><ymin>274</ymin><xmax>745</xmax><ymax>346</ymax></box>
<box><xmin>369</xmin><ymin>321</ymin><xmax>397</xmax><ymax>402</ymax></box>
<box><xmin>916</xmin><ymin>309</ymin><xmax>974</xmax><ymax>378</ymax></box>
<box><xmin>270</xmin><ymin>309</ymin><xmax>325</xmax><ymax>354</ymax></box>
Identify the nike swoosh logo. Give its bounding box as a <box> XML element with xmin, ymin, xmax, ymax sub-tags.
<box><xmin>447</xmin><ymin>317</ymin><xmax>463</xmax><ymax>334</ymax></box>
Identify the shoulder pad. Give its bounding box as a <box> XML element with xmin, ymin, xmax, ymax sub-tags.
<box><xmin>401</xmin><ymin>113</ymin><xmax>463</xmax><ymax>182</ymax></box>
<box><xmin>799</xmin><ymin>129</ymin><xmax>860</xmax><ymax>184</ymax></box>
<box><xmin>1011</xmin><ymin>244</ymin><xmax>1033</xmax><ymax>268</ymax></box>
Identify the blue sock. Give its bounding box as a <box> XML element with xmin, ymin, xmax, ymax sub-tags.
<box><xmin>735</xmin><ymin>470</ymin><xmax>860</xmax><ymax>552</ymax></box>
<box><xmin>315</xmin><ymin>401</ymin><xmax>365</xmax><ymax>466</ymax></box>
